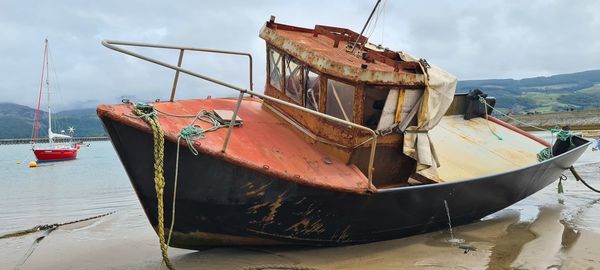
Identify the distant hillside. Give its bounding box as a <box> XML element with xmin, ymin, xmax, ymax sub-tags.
<box><xmin>0</xmin><ymin>102</ymin><xmax>105</xmax><ymax>139</ymax></box>
<box><xmin>457</xmin><ymin>69</ymin><xmax>600</xmax><ymax>113</ymax></box>
<box><xmin>1</xmin><ymin>69</ymin><xmax>599</xmax><ymax>138</ymax></box>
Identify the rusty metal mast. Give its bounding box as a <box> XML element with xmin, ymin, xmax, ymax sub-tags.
<box><xmin>351</xmin><ymin>0</ymin><xmax>382</xmax><ymax>53</ymax></box>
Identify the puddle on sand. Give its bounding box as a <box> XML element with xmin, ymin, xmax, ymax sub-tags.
<box><xmin>559</xmin><ymin>220</ymin><xmax>581</xmax><ymax>250</ymax></box>
<box><xmin>487</xmin><ymin>222</ymin><xmax>537</xmax><ymax>269</ymax></box>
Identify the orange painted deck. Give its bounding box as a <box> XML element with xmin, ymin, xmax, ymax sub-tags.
<box><xmin>97</xmin><ymin>98</ymin><xmax>373</xmax><ymax>193</ymax></box>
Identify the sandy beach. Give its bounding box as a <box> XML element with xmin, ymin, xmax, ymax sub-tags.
<box><xmin>1</xmin><ymin>162</ymin><xmax>598</xmax><ymax>270</ymax></box>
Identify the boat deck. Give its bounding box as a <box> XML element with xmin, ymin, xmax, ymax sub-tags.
<box><xmin>97</xmin><ymin>98</ymin><xmax>373</xmax><ymax>193</ymax></box>
<box><xmin>430</xmin><ymin>115</ymin><xmax>547</xmax><ymax>182</ymax></box>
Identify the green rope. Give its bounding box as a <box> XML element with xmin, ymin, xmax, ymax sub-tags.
<box><xmin>477</xmin><ymin>97</ymin><xmax>547</xmax><ymax>132</ymax></box>
<box><xmin>123</xmin><ymin>99</ymin><xmax>241</xmax><ymax>155</ymax></box>
<box><xmin>478</xmin><ymin>96</ymin><xmax>503</xmax><ymax>141</ymax></box>
<box><xmin>133</xmin><ymin>102</ymin><xmax>158</xmax><ymax>119</ymax></box>
<box><xmin>557</xmin><ymin>175</ymin><xmax>566</xmax><ymax>194</ymax></box>
<box><xmin>477</xmin><ymin>96</ymin><xmax>578</xmax><ymax>162</ymax></box>
<box><xmin>476</xmin><ymin>96</ymin><xmax>590</xmax><ymax>194</ymax></box>
<box><xmin>537</xmin><ymin>147</ymin><xmax>553</xmax><ymax>162</ymax></box>
<box><xmin>549</xmin><ymin>127</ymin><xmax>575</xmax><ymax>145</ymax></box>
<box><xmin>537</xmin><ymin>128</ymin><xmax>575</xmax><ymax>162</ymax></box>
<box><xmin>176</xmin><ymin>109</ymin><xmax>240</xmax><ymax>154</ymax></box>
<box><xmin>179</xmin><ymin>125</ymin><xmax>205</xmax><ymax>156</ymax></box>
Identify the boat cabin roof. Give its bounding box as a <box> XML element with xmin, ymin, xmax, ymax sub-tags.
<box><xmin>260</xmin><ymin>19</ymin><xmax>426</xmax><ymax>87</ymax></box>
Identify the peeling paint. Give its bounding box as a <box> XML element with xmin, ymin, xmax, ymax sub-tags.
<box><xmin>261</xmin><ymin>191</ymin><xmax>288</xmax><ymax>228</ymax></box>
<box><xmin>286</xmin><ymin>218</ymin><xmax>326</xmax><ymax>235</ymax></box>
<box><xmin>295</xmin><ymin>197</ymin><xmax>307</xmax><ymax>205</ymax></box>
<box><xmin>245</xmin><ymin>181</ymin><xmax>272</xmax><ymax>198</ymax></box>
<box><xmin>247</xmin><ymin>202</ymin><xmax>270</xmax><ymax>214</ymax></box>
<box><xmin>338</xmin><ymin>225</ymin><xmax>351</xmax><ymax>242</ymax></box>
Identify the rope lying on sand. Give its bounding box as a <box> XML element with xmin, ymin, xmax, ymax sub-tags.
<box><xmin>569</xmin><ymin>166</ymin><xmax>600</xmax><ymax>193</ymax></box>
<box><xmin>2</xmin><ymin>211</ymin><xmax>115</xmax><ymax>270</ymax></box>
<box><xmin>13</xmin><ymin>227</ymin><xmax>56</xmax><ymax>270</ymax></box>
<box><xmin>237</xmin><ymin>265</ymin><xmax>320</xmax><ymax>270</ymax></box>
<box><xmin>0</xmin><ymin>211</ymin><xmax>115</xmax><ymax>240</ymax></box>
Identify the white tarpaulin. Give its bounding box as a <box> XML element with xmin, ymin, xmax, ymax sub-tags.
<box><xmin>398</xmin><ymin>52</ymin><xmax>457</xmax><ymax>182</ymax></box>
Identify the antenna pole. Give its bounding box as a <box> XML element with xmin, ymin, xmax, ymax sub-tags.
<box><xmin>351</xmin><ymin>0</ymin><xmax>382</xmax><ymax>53</ymax></box>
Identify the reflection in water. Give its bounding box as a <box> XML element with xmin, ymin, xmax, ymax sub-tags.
<box><xmin>487</xmin><ymin>219</ymin><xmax>536</xmax><ymax>269</ymax></box>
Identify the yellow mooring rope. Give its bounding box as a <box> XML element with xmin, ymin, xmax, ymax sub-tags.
<box><xmin>132</xmin><ymin>103</ymin><xmax>174</xmax><ymax>270</ymax></box>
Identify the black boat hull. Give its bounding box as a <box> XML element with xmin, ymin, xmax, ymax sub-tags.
<box><xmin>102</xmin><ymin>118</ymin><xmax>590</xmax><ymax>248</ymax></box>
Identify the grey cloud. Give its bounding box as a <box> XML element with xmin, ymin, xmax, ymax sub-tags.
<box><xmin>1</xmin><ymin>0</ymin><xmax>599</xmax><ymax>110</ymax></box>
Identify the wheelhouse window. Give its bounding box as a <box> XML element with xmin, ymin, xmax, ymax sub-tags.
<box><xmin>305</xmin><ymin>69</ymin><xmax>320</xmax><ymax>111</ymax></box>
<box><xmin>268</xmin><ymin>48</ymin><xmax>283</xmax><ymax>91</ymax></box>
<box><xmin>326</xmin><ymin>79</ymin><xmax>355</xmax><ymax>121</ymax></box>
<box><xmin>363</xmin><ymin>86</ymin><xmax>390</xmax><ymax>129</ymax></box>
<box><xmin>285</xmin><ymin>56</ymin><xmax>303</xmax><ymax>103</ymax></box>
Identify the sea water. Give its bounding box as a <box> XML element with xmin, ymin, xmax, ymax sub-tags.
<box><xmin>0</xmin><ymin>141</ymin><xmax>140</xmax><ymax>235</ymax></box>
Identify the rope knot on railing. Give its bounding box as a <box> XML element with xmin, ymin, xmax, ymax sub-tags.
<box><xmin>537</xmin><ymin>127</ymin><xmax>575</xmax><ymax>162</ymax></box>
<box><xmin>179</xmin><ymin>125</ymin><xmax>205</xmax><ymax>156</ymax></box>
<box><xmin>133</xmin><ymin>102</ymin><xmax>157</xmax><ymax>120</ymax></box>
<box><xmin>478</xmin><ymin>95</ymin><xmax>503</xmax><ymax>140</ymax></box>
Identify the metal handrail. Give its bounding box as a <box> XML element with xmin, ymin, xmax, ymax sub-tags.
<box><xmin>102</xmin><ymin>40</ymin><xmax>254</xmax><ymax>100</ymax></box>
<box><xmin>101</xmin><ymin>40</ymin><xmax>378</xmax><ymax>186</ymax></box>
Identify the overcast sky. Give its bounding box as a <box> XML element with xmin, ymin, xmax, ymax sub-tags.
<box><xmin>1</xmin><ymin>0</ymin><xmax>599</xmax><ymax>109</ymax></box>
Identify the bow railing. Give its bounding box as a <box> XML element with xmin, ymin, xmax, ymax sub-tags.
<box><xmin>101</xmin><ymin>40</ymin><xmax>378</xmax><ymax>186</ymax></box>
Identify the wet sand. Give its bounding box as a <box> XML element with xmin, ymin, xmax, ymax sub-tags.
<box><xmin>7</xmin><ymin>206</ymin><xmax>600</xmax><ymax>269</ymax></box>
<box><xmin>2</xmin><ymin>153</ymin><xmax>600</xmax><ymax>269</ymax></box>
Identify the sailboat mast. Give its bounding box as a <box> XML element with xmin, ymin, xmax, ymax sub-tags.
<box><xmin>32</xmin><ymin>38</ymin><xmax>48</xmax><ymax>144</ymax></box>
<box><xmin>46</xmin><ymin>44</ymin><xmax>52</xmax><ymax>144</ymax></box>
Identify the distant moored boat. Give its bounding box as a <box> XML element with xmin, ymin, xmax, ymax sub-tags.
<box><xmin>31</xmin><ymin>39</ymin><xmax>79</xmax><ymax>162</ymax></box>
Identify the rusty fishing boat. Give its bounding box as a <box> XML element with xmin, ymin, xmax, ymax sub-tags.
<box><xmin>97</xmin><ymin>17</ymin><xmax>590</xmax><ymax>249</ymax></box>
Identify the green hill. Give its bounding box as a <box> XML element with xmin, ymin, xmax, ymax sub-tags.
<box><xmin>457</xmin><ymin>69</ymin><xmax>600</xmax><ymax>113</ymax></box>
<box><xmin>1</xmin><ymin>69</ymin><xmax>599</xmax><ymax>139</ymax></box>
<box><xmin>0</xmin><ymin>102</ymin><xmax>105</xmax><ymax>139</ymax></box>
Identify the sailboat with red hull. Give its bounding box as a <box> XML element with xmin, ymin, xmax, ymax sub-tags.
<box><xmin>31</xmin><ymin>39</ymin><xmax>79</xmax><ymax>162</ymax></box>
